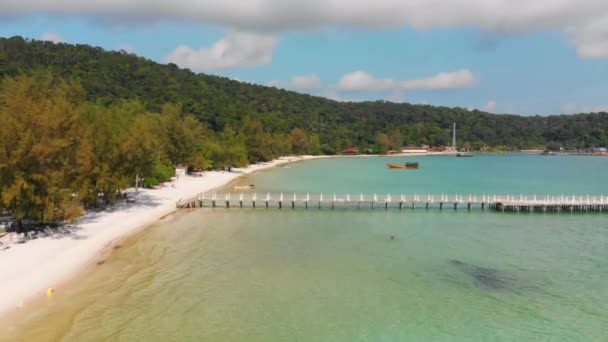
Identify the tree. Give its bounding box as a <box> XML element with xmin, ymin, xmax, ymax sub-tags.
<box><xmin>161</xmin><ymin>104</ymin><xmax>210</xmax><ymax>168</ymax></box>
<box><xmin>0</xmin><ymin>73</ymin><xmax>89</xmax><ymax>229</ymax></box>
<box><xmin>375</xmin><ymin>133</ymin><xmax>390</xmax><ymax>154</ymax></box>
<box><xmin>388</xmin><ymin>130</ymin><xmax>403</xmax><ymax>151</ymax></box>
<box><xmin>290</xmin><ymin>128</ymin><xmax>309</xmax><ymax>155</ymax></box>
<box><xmin>240</xmin><ymin>117</ymin><xmax>276</xmax><ymax>162</ymax></box>
<box><xmin>121</xmin><ymin>113</ymin><xmax>167</xmax><ymax>181</ymax></box>
<box><xmin>471</xmin><ymin>141</ymin><xmax>486</xmax><ymax>151</ymax></box>
<box><xmin>79</xmin><ymin>103</ymin><xmax>131</xmax><ymax>206</ymax></box>
<box><xmin>308</xmin><ymin>134</ymin><xmax>322</xmax><ymax>155</ymax></box>
<box><xmin>203</xmin><ymin>126</ymin><xmax>248</xmax><ymax>169</ymax></box>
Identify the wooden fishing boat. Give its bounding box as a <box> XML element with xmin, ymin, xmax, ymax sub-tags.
<box><xmin>387</xmin><ymin>162</ymin><xmax>419</xmax><ymax>169</ymax></box>
<box><xmin>234</xmin><ymin>184</ymin><xmax>255</xmax><ymax>190</ymax></box>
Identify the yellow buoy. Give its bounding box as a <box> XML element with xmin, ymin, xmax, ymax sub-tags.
<box><xmin>46</xmin><ymin>288</ymin><xmax>54</xmax><ymax>296</ymax></box>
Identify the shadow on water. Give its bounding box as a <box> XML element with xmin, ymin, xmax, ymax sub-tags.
<box><xmin>449</xmin><ymin>259</ymin><xmax>517</xmax><ymax>291</ymax></box>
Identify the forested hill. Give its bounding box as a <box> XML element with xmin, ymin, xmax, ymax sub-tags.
<box><xmin>1</xmin><ymin>35</ymin><xmax>608</xmax><ymax>150</ymax></box>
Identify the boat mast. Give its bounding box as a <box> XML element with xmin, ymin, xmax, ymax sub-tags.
<box><xmin>452</xmin><ymin>122</ymin><xmax>457</xmax><ymax>151</ymax></box>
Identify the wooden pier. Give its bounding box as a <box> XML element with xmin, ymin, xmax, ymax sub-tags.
<box><xmin>176</xmin><ymin>193</ymin><xmax>608</xmax><ymax>213</ymax></box>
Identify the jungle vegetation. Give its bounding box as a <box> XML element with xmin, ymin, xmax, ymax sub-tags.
<box><xmin>1</xmin><ymin>36</ymin><xmax>607</xmax><ymax>226</ymax></box>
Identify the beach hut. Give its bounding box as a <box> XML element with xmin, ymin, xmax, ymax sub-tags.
<box><xmin>342</xmin><ymin>147</ymin><xmax>359</xmax><ymax>154</ymax></box>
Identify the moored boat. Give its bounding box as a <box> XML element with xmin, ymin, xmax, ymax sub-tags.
<box><xmin>234</xmin><ymin>184</ymin><xmax>255</xmax><ymax>190</ymax></box>
<box><xmin>387</xmin><ymin>162</ymin><xmax>419</xmax><ymax>169</ymax></box>
<box><xmin>456</xmin><ymin>153</ymin><xmax>473</xmax><ymax>157</ymax></box>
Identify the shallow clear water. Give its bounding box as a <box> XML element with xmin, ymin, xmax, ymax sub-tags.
<box><xmin>3</xmin><ymin>155</ymin><xmax>608</xmax><ymax>341</ymax></box>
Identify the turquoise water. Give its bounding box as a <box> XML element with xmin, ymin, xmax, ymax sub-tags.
<box><xmin>3</xmin><ymin>155</ymin><xmax>608</xmax><ymax>341</ymax></box>
<box><xmin>250</xmin><ymin>154</ymin><xmax>608</xmax><ymax>195</ymax></box>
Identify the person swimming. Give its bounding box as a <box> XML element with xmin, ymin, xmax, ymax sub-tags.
<box><xmin>390</xmin><ymin>234</ymin><xmax>395</xmax><ymax>240</ymax></box>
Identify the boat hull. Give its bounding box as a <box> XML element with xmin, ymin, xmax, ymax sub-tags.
<box><xmin>387</xmin><ymin>163</ymin><xmax>419</xmax><ymax>169</ymax></box>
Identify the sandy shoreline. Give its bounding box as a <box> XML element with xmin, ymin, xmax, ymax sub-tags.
<box><xmin>0</xmin><ymin>155</ymin><xmax>330</xmax><ymax>318</ymax></box>
<box><xmin>0</xmin><ymin>151</ymin><xmax>456</xmax><ymax>318</ymax></box>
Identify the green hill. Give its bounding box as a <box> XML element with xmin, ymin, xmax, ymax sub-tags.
<box><xmin>2</xmin><ymin>35</ymin><xmax>607</xmax><ymax>151</ymax></box>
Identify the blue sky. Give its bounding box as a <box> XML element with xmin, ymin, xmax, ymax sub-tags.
<box><xmin>1</xmin><ymin>1</ymin><xmax>607</xmax><ymax>116</ymax></box>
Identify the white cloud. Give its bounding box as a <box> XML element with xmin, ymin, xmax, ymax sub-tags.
<box><xmin>268</xmin><ymin>74</ymin><xmax>322</xmax><ymax>90</ymax></box>
<box><xmin>338</xmin><ymin>71</ymin><xmax>392</xmax><ymax>91</ymax></box>
<box><xmin>337</xmin><ymin>69</ymin><xmax>476</xmax><ymax>91</ymax></box>
<box><xmin>39</xmin><ymin>32</ymin><xmax>64</xmax><ymax>43</ymax></box>
<box><xmin>566</xmin><ymin>16</ymin><xmax>608</xmax><ymax>59</ymax></box>
<box><xmin>166</xmin><ymin>31</ymin><xmax>278</xmax><ymax>72</ymax></box>
<box><xmin>574</xmin><ymin>39</ymin><xmax>608</xmax><ymax>59</ymax></box>
<box><xmin>483</xmin><ymin>100</ymin><xmax>497</xmax><ymax>113</ymax></box>
<box><xmin>6</xmin><ymin>1</ymin><xmax>608</xmax><ymax>59</ymax></box>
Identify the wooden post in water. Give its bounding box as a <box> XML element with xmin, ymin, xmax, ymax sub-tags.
<box><xmin>239</xmin><ymin>193</ymin><xmax>243</xmax><ymax>208</ymax></box>
<box><xmin>252</xmin><ymin>193</ymin><xmax>257</xmax><ymax>208</ymax></box>
<box><xmin>279</xmin><ymin>193</ymin><xmax>283</xmax><ymax>209</ymax></box>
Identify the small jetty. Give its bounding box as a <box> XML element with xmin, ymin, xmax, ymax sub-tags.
<box><xmin>176</xmin><ymin>193</ymin><xmax>608</xmax><ymax>214</ymax></box>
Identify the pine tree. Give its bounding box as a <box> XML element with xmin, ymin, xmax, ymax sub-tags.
<box><xmin>0</xmin><ymin>73</ymin><xmax>89</xmax><ymax>229</ymax></box>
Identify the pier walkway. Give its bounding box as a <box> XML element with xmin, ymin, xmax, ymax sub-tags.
<box><xmin>176</xmin><ymin>193</ymin><xmax>608</xmax><ymax>213</ymax></box>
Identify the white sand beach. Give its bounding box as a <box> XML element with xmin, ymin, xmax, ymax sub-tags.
<box><xmin>0</xmin><ymin>155</ymin><xmax>324</xmax><ymax>318</ymax></box>
<box><xmin>0</xmin><ymin>151</ymin><xmax>455</xmax><ymax>318</ymax></box>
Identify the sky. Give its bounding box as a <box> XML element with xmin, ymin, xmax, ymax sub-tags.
<box><xmin>0</xmin><ymin>1</ymin><xmax>607</xmax><ymax>115</ymax></box>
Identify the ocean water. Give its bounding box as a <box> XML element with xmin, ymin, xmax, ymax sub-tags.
<box><xmin>3</xmin><ymin>155</ymin><xmax>608</xmax><ymax>341</ymax></box>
